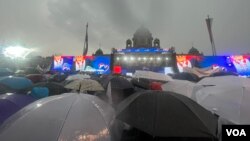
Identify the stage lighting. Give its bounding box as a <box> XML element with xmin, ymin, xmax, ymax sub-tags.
<box><xmin>3</xmin><ymin>46</ymin><xmax>33</xmax><ymax>59</ymax></box>
<box><xmin>165</xmin><ymin>57</ymin><xmax>169</xmax><ymax>60</ymax></box>
<box><xmin>156</xmin><ymin>57</ymin><xmax>161</xmax><ymax>61</ymax></box>
<box><xmin>130</xmin><ymin>57</ymin><xmax>135</xmax><ymax>61</ymax></box>
<box><xmin>117</xmin><ymin>57</ymin><xmax>120</xmax><ymax>60</ymax></box>
<box><xmin>150</xmin><ymin>57</ymin><xmax>153</xmax><ymax>60</ymax></box>
<box><xmin>138</xmin><ymin>57</ymin><xmax>141</xmax><ymax>61</ymax></box>
<box><xmin>143</xmin><ymin>57</ymin><xmax>147</xmax><ymax>60</ymax></box>
<box><xmin>123</xmin><ymin>56</ymin><xmax>128</xmax><ymax>61</ymax></box>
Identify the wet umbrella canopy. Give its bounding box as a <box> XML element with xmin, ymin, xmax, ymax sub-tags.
<box><xmin>0</xmin><ymin>68</ymin><xmax>14</xmax><ymax>77</ymax></box>
<box><xmin>0</xmin><ymin>93</ymin><xmax>115</xmax><ymax>141</ymax></box>
<box><xmin>0</xmin><ymin>93</ymin><xmax>35</xmax><ymax>124</ymax></box>
<box><xmin>0</xmin><ymin>76</ymin><xmax>33</xmax><ymax>90</ymax></box>
<box><xmin>31</xmin><ymin>82</ymin><xmax>69</xmax><ymax>96</ymax></box>
<box><xmin>106</xmin><ymin>77</ymin><xmax>135</xmax><ymax>107</ymax></box>
<box><xmin>116</xmin><ymin>91</ymin><xmax>218</xmax><ymax>139</ymax></box>
<box><xmin>195</xmin><ymin>85</ymin><xmax>250</xmax><ymax>124</ymax></box>
<box><xmin>0</xmin><ymin>84</ymin><xmax>11</xmax><ymax>94</ymax></box>
<box><xmin>65</xmin><ymin>79</ymin><xmax>104</xmax><ymax>92</ymax></box>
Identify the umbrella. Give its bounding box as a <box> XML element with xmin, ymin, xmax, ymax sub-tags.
<box><xmin>15</xmin><ymin>68</ymin><xmax>40</xmax><ymax>76</ymax></box>
<box><xmin>195</xmin><ymin>85</ymin><xmax>250</xmax><ymax>124</ymax></box>
<box><xmin>109</xmin><ymin>76</ymin><xmax>134</xmax><ymax>90</ymax></box>
<box><xmin>32</xmin><ymin>82</ymin><xmax>69</xmax><ymax>96</ymax></box>
<box><xmin>198</xmin><ymin>76</ymin><xmax>250</xmax><ymax>87</ymax></box>
<box><xmin>14</xmin><ymin>70</ymin><xmax>26</xmax><ymax>77</ymax></box>
<box><xmin>106</xmin><ymin>77</ymin><xmax>135</xmax><ymax>106</ymax></box>
<box><xmin>172</xmin><ymin>72</ymin><xmax>201</xmax><ymax>82</ymax></box>
<box><xmin>116</xmin><ymin>91</ymin><xmax>218</xmax><ymax>140</ymax></box>
<box><xmin>0</xmin><ymin>68</ymin><xmax>14</xmax><ymax>77</ymax></box>
<box><xmin>134</xmin><ymin>70</ymin><xmax>173</xmax><ymax>82</ymax></box>
<box><xmin>0</xmin><ymin>84</ymin><xmax>11</xmax><ymax>94</ymax></box>
<box><xmin>131</xmin><ymin>78</ymin><xmax>151</xmax><ymax>90</ymax></box>
<box><xmin>30</xmin><ymin>87</ymin><xmax>49</xmax><ymax>99</ymax></box>
<box><xmin>66</xmin><ymin>74</ymin><xmax>91</xmax><ymax>81</ymax></box>
<box><xmin>65</xmin><ymin>79</ymin><xmax>104</xmax><ymax>92</ymax></box>
<box><xmin>161</xmin><ymin>80</ymin><xmax>204</xmax><ymax>99</ymax></box>
<box><xmin>99</xmin><ymin>75</ymin><xmax>114</xmax><ymax>89</ymax></box>
<box><xmin>0</xmin><ymin>93</ymin><xmax>115</xmax><ymax>141</ymax></box>
<box><xmin>26</xmin><ymin>74</ymin><xmax>46</xmax><ymax>83</ymax></box>
<box><xmin>0</xmin><ymin>76</ymin><xmax>33</xmax><ymax>90</ymax></box>
<box><xmin>0</xmin><ymin>93</ymin><xmax>35</xmax><ymax>124</ymax></box>
<box><xmin>49</xmin><ymin>73</ymin><xmax>68</xmax><ymax>82</ymax></box>
<box><xmin>23</xmin><ymin>67</ymin><xmax>41</xmax><ymax>74</ymax></box>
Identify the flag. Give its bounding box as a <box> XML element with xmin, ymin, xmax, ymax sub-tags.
<box><xmin>83</xmin><ymin>23</ymin><xmax>88</xmax><ymax>56</ymax></box>
<box><xmin>206</xmin><ymin>16</ymin><xmax>216</xmax><ymax>56</ymax></box>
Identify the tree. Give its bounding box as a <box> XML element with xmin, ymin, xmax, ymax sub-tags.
<box><xmin>111</xmin><ymin>48</ymin><xmax>117</xmax><ymax>54</ymax></box>
<box><xmin>169</xmin><ymin>46</ymin><xmax>176</xmax><ymax>53</ymax></box>
<box><xmin>94</xmin><ymin>48</ymin><xmax>104</xmax><ymax>56</ymax></box>
<box><xmin>188</xmin><ymin>47</ymin><xmax>201</xmax><ymax>55</ymax></box>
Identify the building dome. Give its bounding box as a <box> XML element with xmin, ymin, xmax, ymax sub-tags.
<box><xmin>134</xmin><ymin>26</ymin><xmax>152</xmax><ymax>36</ymax></box>
<box><xmin>132</xmin><ymin>26</ymin><xmax>153</xmax><ymax>48</ymax></box>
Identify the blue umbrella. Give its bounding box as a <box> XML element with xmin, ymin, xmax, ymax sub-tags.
<box><xmin>0</xmin><ymin>93</ymin><xmax>35</xmax><ymax>125</ymax></box>
<box><xmin>0</xmin><ymin>76</ymin><xmax>33</xmax><ymax>90</ymax></box>
<box><xmin>0</xmin><ymin>68</ymin><xmax>13</xmax><ymax>77</ymax></box>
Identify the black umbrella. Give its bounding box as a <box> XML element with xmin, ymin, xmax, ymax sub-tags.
<box><xmin>110</xmin><ymin>76</ymin><xmax>134</xmax><ymax>90</ymax></box>
<box><xmin>131</xmin><ymin>78</ymin><xmax>151</xmax><ymax>90</ymax></box>
<box><xmin>116</xmin><ymin>91</ymin><xmax>218</xmax><ymax>140</ymax></box>
<box><xmin>99</xmin><ymin>75</ymin><xmax>114</xmax><ymax>89</ymax></box>
<box><xmin>172</xmin><ymin>72</ymin><xmax>201</xmax><ymax>82</ymax></box>
<box><xmin>107</xmin><ymin>76</ymin><xmax>135</xmax><ymax>107</ymax></box>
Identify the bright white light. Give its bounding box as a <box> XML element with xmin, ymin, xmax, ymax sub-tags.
<box><xmin>117</xmin><ymin>57</ymin><xmax>120</xmax><ymax>60</ymax></box>
<box><xmin>157</xmin><ymin>57</ymin><xmax>162</xmax><ymax>61</ymax></box>
<box><xmin>138</xmin><ymin>57</ymin><xmax>141</xmax><ymax>61</ymax></box>
<box><xmin>6</xmin><ymin>93</ymin><xmax>13</xmax><ymax>96</ymax></box>
<box><xmin>150</xmin><ymin>57</ymin><xmax>153</xmax><ymax>60</ymax></box>
<box><xmin>123</xmin><ymin>57</ymin><xmax>128</xmax><ymax>61</ymax></box>
<box><xmin>143</xmin><ymin>57</ymin><xmax>147</xmax><ymax>60</ymax></box>
<box><xmin>165</xmin><ymin>57</ymin><xmax>169</xmax><ymax>60</ymax></box>
<box><xmin>130</xmin><ymin>57</ymin><xmax>134</xmax><ymax>61</ymax></box>
<box><xmin>3</xmin><ymin>46</ymin><xmax>33</xmax><ymax>59</ymax></box>
<box><xmin>36</xmin><ymin>103</ymin><xmax>42</xmax><ymax>107</ymax></box>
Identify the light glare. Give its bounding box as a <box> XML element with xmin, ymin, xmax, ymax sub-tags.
<box><xmin>3</xmin><ymin>46</ymin><xmax>33</xmax><ymax>59</ymax></box>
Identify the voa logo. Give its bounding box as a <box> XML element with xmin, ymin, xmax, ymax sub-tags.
<box><xmin>226</xmin><ymin>129</ymin><xmax>246</xmax><ymax>136</ymax></box>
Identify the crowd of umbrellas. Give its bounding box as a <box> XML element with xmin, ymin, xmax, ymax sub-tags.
<box><xmin>0</xmin><ymin>67</ymin><xmax>249</xmax><ymax>141</ymax></box>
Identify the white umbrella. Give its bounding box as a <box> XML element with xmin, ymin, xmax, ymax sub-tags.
<box><xmin>195</xmin><ymin>85</ymin><xmax>250</xmax><ymax>124</ymax></box>
<box><xmin>66</xmin><ymin>74</ymin><xmax>90</xmax><ymax>81</ymax></box>
<box><xmin>161</xmin><ymin>80</ymin><xmax>203</xmax><ymax>99</ymax></box>
<box><xmin>134</xmin><ymin>70</ymin><xmax>173</xmax><ymax>82</ymax></box>
<box><xmin>65</xmin><ymin>79</ymin><xmax>104</xmax><ymax>92</ymax></box>
<box><xmin>198</xmin><ymin>76</ymin><xmax>250</xmax><ymax>87</ymax></box>
<box><xmin>0</xmin><ymin>93</ymin><xmax>115</xmax><ymax>141</ymax></box>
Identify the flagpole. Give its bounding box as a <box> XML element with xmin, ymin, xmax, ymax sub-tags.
<box><xmin>83</xmin><ymin>23</ymin><xmax>88</xmax><ymax>56</ymax></box>
<box><xmin>206</xmin><ymin>15</ymin><xmax>217</xmax><ymax>56</ymax></box>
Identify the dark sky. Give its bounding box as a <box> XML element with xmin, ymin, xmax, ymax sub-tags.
<box><xmin>0</xmin><ymin>0</ymin><xmax>249</xmax><ymax>56</ymax></box>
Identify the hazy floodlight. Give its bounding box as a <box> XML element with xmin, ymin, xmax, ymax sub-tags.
<box><xmin>123</xmin><ymin>56</ymin><xmax>128</xmax><ymax>61</ymax></box>
<box><xmin>3</xmin><ymin>46</ymin><xmax>33</xmax><ymax>59</ymax></box>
